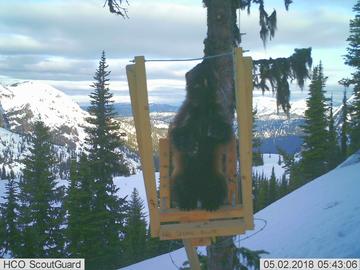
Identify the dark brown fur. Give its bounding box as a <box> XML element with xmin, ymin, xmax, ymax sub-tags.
<box><xmin>170</xmin><ymin>60</ymin><xmax>233</xmax><ymax>211</ymax></box>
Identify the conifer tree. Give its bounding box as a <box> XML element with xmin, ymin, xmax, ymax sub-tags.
<box><xmin>252</xmin><ymin>172</ymin><xmax>260</xmax><ymax>212</ymax></box>
<box><xmin>278</xmin><ymin>174</ymin><xmax>288</xmax><ymax>198</ymax></box>
<box><xmin>0</xmin><ymin>212</ymin><xmax>5</xmax><ymax>256</ymax></box>
<box><xmin>301</xmin><ymin>63</ymin><xmax>329</xmax><ymax>181</ymax></box>
<box><xmin>65</xmin><ymin>159</ymin><xmax>81</xmax><ymax>256</ymax></box>
<box><xmin>253</xmin><ymin>110</ymin><xmax>264</xmax><ymax>166</ymax></box>
<box><xmin>0</xmin><ymin>178</ymin><xmax>20</xmax><ymax>256</ymax></box>
<box><xmin>84</xmin><ymin>51</ymin><xmax>129</xmax><ymax>269</ymax></box>
<box><xmin>123</xmin><ymin>188</ymin><xmax>147</xmax><ymax>266</ymax></box>
<box><xmin>327</xmin><ymin>97</ymin><xmax>340</xmax><ymax>170</ymax></box>
<box><xmin>17</xmin><ymin>120</ymin><xmax>64</xmax><ymax>258</ymax></box>
<box><xmin>277</xmin><ymin>148</ymin><xmax>303</xmax><ymax>191</ymax></box>
<box><xmin>257</xmin><ymin>174</ymin><xmax>269</xmax><ymax>210</ymax></box>
<box><xmin>345</xmin><ymin>0</ymin><xmax>360</xmax><ymax>153</ymax></box>
<box><xmin>85</xmin><ymin>50</ymin><xmax>130</xmax><ymax>177</ymax></box>
<box><xmin>349</xmin><ymin>88</ymin><xmax>360</xmax><ymax>153</ymax></box>
<box><xmin>1</xmin><ymin>165</ymin><xmax>6</xmax><ymax>179</ymax></box>
<box><xmin>268</xmin><ymin>167</ymin><xmax>277</xmax><ymax>204</ymax></box>
<box><xmin>65</xmin><ymin>155</ymin><xmax>93</xmax><ymax>258</ymax></box>
<box><xmin>341</xmin><ymin>90</ymin><xmax>349</xmax><ymax>158</ymax></box>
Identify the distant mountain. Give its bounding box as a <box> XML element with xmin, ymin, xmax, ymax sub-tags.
<box><xmin>0</xmin><ymin>127</ymin><xmax>72</xmax><ymax>178</ymax></box>
<box><xmin>1</xmin><ymin>81</ymin><xmax>89</xmax><ymax>148</ymax></box>
<box><xmin>81</xmin><ymin>103</ymin><xmax>179</xmax><ymax>117</ymax></box>
<box><xmin>0</xmin><ymin>81</ymin><xmax>139</xmax><ymax>176</ymax></box>
<box><xmin>115</xmin><ymin>95</ymin><xmax>309</xmax><ymax>154</ymax></box>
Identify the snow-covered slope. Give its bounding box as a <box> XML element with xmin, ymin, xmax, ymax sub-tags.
<box><xmin>118</xmin><ymin>152</ymin><xmax>360</xmax><ymax>269</ymax></box>
<box><xmin>0</xmin><ymin>127</ymin><xmax>27</xmax><ymax>176</ymax></box>
<box><xmin>0</xmin><ymin>81</ymin><xmax>88</xmax><ymax>148</ymax></box>
<box><xmin>241</xmin><ymin>151</ymin><xmax>360</xmax><ymax>257</ymax></box>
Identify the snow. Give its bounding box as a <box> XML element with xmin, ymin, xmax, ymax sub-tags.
<box><xmin>0</xmin><ymin>127</ymin><xmax>27</xmax><ymax>176</ymax></box>
<box><xmin>253</xmin><ymin>154</ymin><xmax>285</xmax><ymax>181</ymax></box>
<box><xmin>1</xmin><ymin>152</ymin><xmax>359</xmax><ymax>268</ymax></box>
<box><xmin>0</xmin><ymin>81</ymin><xmax>139</xmax><ymax>173</ymax></box>
<box><xmin>253</xmin><ymin>95</ymin><xmax>308</xmax><ymax>119</ymax></box>
<box><xmin>339</xmin><ymin>149</ymin><xmax>360</xmax><ymax>168</ymax></box>
<box><xmin>241</xmin><ymin>159</ymin><xmax>360</xmax><ymax>257</ymax></box>
<box><xmin>1</xmin><ymin>81</ymin><xmax>89</xmax><ymax>146</ymax></box>
<box><xmin>0</xmin><ymin>179</ymin><xmax>6</xmax><ymax>203</ymax></box>
<box><xmin>116</xmin><ymin>153</ymin><xmax>360</xmax><ymax>269</ymax></box>
<box><xmin>121</xmin><ymin>248</ymin><xmax>188</xmax><ymax>270</ymax></box>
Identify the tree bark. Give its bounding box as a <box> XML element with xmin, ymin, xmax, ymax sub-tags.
<box><xmin>203</xmin><ymin>0</ymin><xmax>237</xmax><ymax>129</ymax></box>
<box><xmin>201</xmin><ymin>0</ymin><xmax>238</xmax><ymax>269</ymax></box>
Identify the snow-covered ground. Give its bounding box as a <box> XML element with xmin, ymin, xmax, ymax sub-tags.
<box><xmin>2</xmin><ymin>152</ymin><xmax>359</xmax><ymax>268</ymax></box>
<box><xmin>117</xmin><ymin>152</ymin><xmax>360</xmax><ymax>269</ymax></box>
<box><xmin>253</xmin><ymin>154</ymin><xmax>285</xmax><ymax>181</ymax></box>
<box><xmin>241</xmin><ymin>152</ymin><xmax>360</xmax><ymax>258</ymax></box>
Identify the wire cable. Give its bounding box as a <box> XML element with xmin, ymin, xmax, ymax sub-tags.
<box><xmin>168</xmin><ymin>240</ymin><xmax>182</xmax><ymax>270</ymax></box>
<box><xmin>130</xmin><ymin>51</ymin><xmax>233</xmax><ymax>63</ymax></box>
<box><xmin>238</xmin><ymin>218</ymin><xmax>268</xmax><ymax>242</ymax></box>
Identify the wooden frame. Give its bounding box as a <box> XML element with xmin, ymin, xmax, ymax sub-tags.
<box><xmin>126</xmin><ymin>57</ymin><xmax>160</xmax><ymax>237</ymax></box>
<box><xmin>126</xmin><ymin>47</ymin><xmax>254</xmax><ymax>268</ymax></box>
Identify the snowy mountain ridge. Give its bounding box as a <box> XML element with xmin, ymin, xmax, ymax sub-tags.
<box><xmin>0</xmin><ymin>81</ymin><xmax>89</xmax><ymax>148</ymax></box>
<box><xmin>0</xmin><ymin>81</ymin><xmax>139</xmax><ymax>176</ymax></box>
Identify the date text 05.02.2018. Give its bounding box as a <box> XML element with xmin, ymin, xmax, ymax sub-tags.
<box><xmin>260</xmin><ymin>259</ymin><xmax>360</xmax><ymax>270</ymax></box>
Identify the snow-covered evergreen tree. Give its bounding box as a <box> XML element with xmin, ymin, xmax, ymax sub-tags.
<box><xmin>0</xmin><ymin>178</ymin><xmax>20</xmax><ymax>256</ymax></box>
<box><xmin>268</xmin><ymin>167</ymin><xmax>277</xmax><ymax>204</ymax></box>
<box><xmin>301</xmin><ymin>63</ymin><xmax>329</xmax><ymax>181</ymax></box>
<box><xmin>123</xmin><ymin>188</ymin><xmax>147</xmax><ymax>266</ymax></box>
<box><xmin>17</xmin><ymin>120</ymin><xmax>64</xmax><ymax>257</ymax></box>
<box><xmin>84</xmin><ymin>51</ymin><xmax>128</xmax><ymax>269</ymax></box>
<box><xmin>65</xmin><ymin>155</ymin><xmax>93</xmax><ymax>258</ymax></box>
<box><xmin>341</xmin><ymin>90</ymin><xmax>349</xmax><ymax>159</ymax></box>
<box><xmin>345</xmin><ymin>0</ymin><xmax>360</xmax><ymax>153</ymax></box>
<box><xmin>327</xmin><ymin>97</ymin><xmax>341</xmax><ymax>170</ymax></box>
<box><xmin>278</xmin><ymin>174</ymin><xmax>288</xmax><ymax>198</ymax></box>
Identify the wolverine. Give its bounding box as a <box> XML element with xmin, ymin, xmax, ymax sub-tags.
<box><xmin>170</xmin><ymin>59</ymin><xmax>234</xmax><ymax>211</ymax></box>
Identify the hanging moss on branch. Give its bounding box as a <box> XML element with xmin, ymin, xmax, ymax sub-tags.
<box><xmin>254</xmin><ymin>48</ymin><xmax>312</xmax><ymax>114</ymax></box>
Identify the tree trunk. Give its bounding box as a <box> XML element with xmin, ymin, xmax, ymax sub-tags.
<box><xmin>203</xmin><ymin>0</ymin><xmax>237</xmax><ymax>129</ymax></box>
<box><xmin>175</xmin><ymin>0</ymin><xmax>238</xmax><ymax>268</ymax></box>
<box><xmin>202</xmin><ymin>0</ymin><xmax>238</xmax><ymax>269</ymax></box>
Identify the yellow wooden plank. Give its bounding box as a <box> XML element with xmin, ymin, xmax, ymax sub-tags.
<box><xmin>159</xmin><ymin>138</ymin><xmax>170</xmax><ymax>210</ymax></box>
<box><xmin>234</xmin><ymin>48</ymin><xmax>254</xmax><ymax>231</ymax></box>
<box><xmin>183</xmin><ymin>239</ymin><xmax>201</xmax><ymax>270</ymax></box>
<box><xmin>126</xmin><ymin>58</ymin><xmax>160</xmax><ymax>237</ymax></box>
<box><xmin>159</xmin><ymin>204</ymin><xmax>244</xmax><ymax>223</ymax></box>
<box><xmin>159</xmin><ymin>219</ymin><xmax>245</xmax><ymax>240</ymax></box>
<box><xmin>126</xmin><ymin>65</ymin><xmax>142</xmax><ymax>152</ymax></box>
<box><xmin>227</xmin><ymin>137</ymin><xmax>238</xmax><ymax>205</ymax></box>
<box><xmin>242</xmin><ymin>57</ymin><xmax>254</xmax><ymax>230</ymax></box>
<box><xmin>190</xmin><ymin>237</ymin><xmax>212</xmax><ymax>247</ymax></box>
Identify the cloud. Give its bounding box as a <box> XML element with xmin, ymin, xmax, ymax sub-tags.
<box><xmin>0</xmin><ymin>1</ymin><xmax>206</xmax><ymax>58</ymax></box>
<box><xmin>240</xmin><ymin>5</ymin><xmax>351</xmax><ymax>50</ymax></box>
<box><xmin>0</xmin><ymin>0</ymin><xmax>355</xmax><ymax>106</ymax></box>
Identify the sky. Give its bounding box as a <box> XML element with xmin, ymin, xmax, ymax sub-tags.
<box><xmin>0</xmin><ymin>0</ymin><xmax>356</xmax><ymax>106</ymax></box>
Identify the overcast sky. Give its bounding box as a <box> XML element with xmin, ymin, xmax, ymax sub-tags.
<box><xmin>0</xmin><ymin>0</ymin><xmax>356</xmax><ymax>105</ymax></box>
